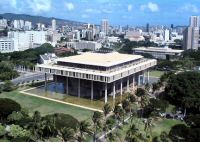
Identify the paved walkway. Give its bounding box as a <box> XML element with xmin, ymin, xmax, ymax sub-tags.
<box><xmin>97</xmin><ymin>116</ymin><xmax>131</xmax><ymax>142</ymax></box>
<box><xmin>20</xmin><ymin>87</ymin><xmax>103</xmax><ymax>113</ymax></box>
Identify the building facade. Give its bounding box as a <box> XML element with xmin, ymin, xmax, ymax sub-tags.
<box><xmin>0</xmin><ymin>38</ymin><xmax>14</xmax><ymax>53</ymax></box>
<box><xmin>8</xmin><ymin>31</ymin><xmax>47</xmax><ymax>51</ymax></box>
<box><xmin>183</xmin><ymin>16</ymin><xmax>200</xmax><ymax>50</ymax></box>
<box><xmin>35</xmin><ymin>52</ymin><xmax>157</xmax><ymax>103</ymax></box>
<box><xmin>101</xmin><ymin>19</ymin><xmax>109</xmax><ymax>35</ymax></box>
<box><xmin>133</xmin><ymin>47</ymin><xmax>184</xmax><ymax>60</ymax></box>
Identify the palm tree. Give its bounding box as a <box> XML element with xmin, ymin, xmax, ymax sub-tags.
<box><xmin>119</xmin><ymin>107</ymin><xmax>126</xmax><ymax>123</ymax></box>
<box><xmin>122</xmin><ymin>99</ymin><xmax>131</xmax><ymax>114</ymax></box>
<box><xmin>140</xmin><ymin>95</ymin><xmax>150</xmax><ymax>117</ymax></box>
<box><xmin>125</xmin><ymin>124</ymin><xmax>143</xmax><ymax>142</ymax></box>
<box><xmin>92</xmin><ymin>111</ymin><xmax>103</xmax><ymax>142</ymax></box>
<box><xmin>103</xmin><ymin>103</ymin><xmax>112</xmax><ymax>118</ymax></box>
<box><xmin>59</xmin><ymin>127</ymin><xmax>76</xmax><ymax>142</ymax></box>
<box><xmin>114</xmin><ymin>105</ymin><xmax>122</xmax><ymax>124</ymax></box>
<box><xmin>144</xmin><ymin>118</ymin><xmax>153</xmax><ymax>137</ymax></box>
<box><xmin>78</xmin><ymin>120</ymin><xmax>92</xmax><ymax>142</ymax></box>
<box><xmin>29</xmin><ymin>111</ymin><xmax>44</xmax><ymax>141</ymax></box>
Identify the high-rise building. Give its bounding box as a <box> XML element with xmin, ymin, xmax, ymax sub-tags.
<box><xmin>190</xmin><ymin>16</ymin><xmax>199</xmax><ymax>27</ymax></box>
<box><xmin>52</xmin><ymin>19</ymin><xmax>56</xmax><ymax>31</ymax></box>
<box><xmin>101</xmin><ymin>19</ymin><xmax>109</xmax><ymax>35</ymax></box>
<box><xmin>164</xmin><ymin>29</ymin><xmax>170</xmax><ymax>41</ymax></box>
<box><xmin>8</xmin><ymin>31</ymin><xmax>47</xmax><ymax>51</ymax></box>
<box><xmin>0</xmin><ymin>19</ymin><xmax>8</xmax><ymax>29</ymax></box>
<box><xmin>146</xmin><ymin>23</ymin><xmax>150</xmax><ymax>33</ymax></box>
<box><xmin>171</xmin><ymin>24</ymin><xmax>174</xmax><ymax>29</ymax></box>
<box><xmin>183</xmin><ymin>16</ymin><xmax>200</xmax><ymax>50</ymax></box>
<box><xmin>24</xmin><ymin>21</ymin><xmax>32</xmax><ymax>30</ymax></box>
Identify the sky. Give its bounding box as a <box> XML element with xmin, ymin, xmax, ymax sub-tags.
<box><xmin>0</xmin><ymin>0</ymin><xmax>200</xmax><ymax>26</ymax></box>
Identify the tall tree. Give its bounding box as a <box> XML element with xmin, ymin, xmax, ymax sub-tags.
<box><xmin>78</xmin><ymin>120</ymin><xmax>92</xmax><ymax>142</ymax></box>
<box><xmin>92</xmin><ymin>111</ymin><xmax>103</xmax><ymax>142</ymax></box>
<box><xmin>103</xmin><ymin>103</ymin><xmax>112</xmax><ymax>118</ymax></box>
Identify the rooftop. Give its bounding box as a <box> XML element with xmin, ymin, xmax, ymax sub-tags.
<box><xmin>56</xmin><ymin>52</ymin><xmax>143</xmax><ymax>67</ymax></box>
<box><xmin>133</xmin><ymin>47</ymin><xmax>184</xmax><ymax>53</ymax></box>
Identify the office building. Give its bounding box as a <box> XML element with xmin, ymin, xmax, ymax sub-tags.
<box><xmin>66</xmin><ymin>41</ymin><xmax>101</xmax><ymax>51</ymax></box>
<box><xmin>0</xmin><ymin>19</ymin><xmax>8</xmax><ymax>29</ymax></box>
<box><xmin>133</xmin><ymin>47</ymin><xmax>184</xmax><ymax>60</ymax></box>
<box><xmin>101</xmin><ymin>19</ymin><xmax>109</xmax><ymax>35</ymax></box>
<box><xmin>24</xmin><ymin>21</ymin><xmax>32</xmax><ymax>30</ymax></box>
<box><xmin>0</xmin><ymin>38</ymin><xmax>14</xmax><ymax>53</ymax></box>
<box><xmin>164</xmin><ymin>29</ymin><xmax>170</xmax><ymax>41</ymax></box>
<box><xmin>52</xmin><ymin>19</ymin><xmax>56</xmax><ymax>31</ymax></box>
<box><xmin>35</xmin><ymin>52</ymin><xmax>157</xmax><ymax>102</ymax></box>
<box><xmin>190</xmin><ymin>16</ymin><xmax>199</xmax><ymax>27</ymax></box>
<box><xmin>8</xmin><ymin>31</ymin><xmax>47</xmax><ymax>51</ymax></box>
<box><xmin>146</xmin><ymin>23</ymin><xmax>150</xmax><ymax>33</ymax></box>
<box><xmin>183</xmin><ymin>16</ymin><xmax>200</xmax><ymax>50</ymax></box>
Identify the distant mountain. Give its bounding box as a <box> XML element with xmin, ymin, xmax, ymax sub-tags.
<box><xmin>0</xmin><ymin>13</ymin><xmax>85</xmax><ymax>26</ymax></box>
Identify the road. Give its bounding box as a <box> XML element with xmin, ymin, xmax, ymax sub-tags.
<box><xmin>11</xmin><ymin>72</ymin><xmax>52</xmax><ymax>85</ymax></box>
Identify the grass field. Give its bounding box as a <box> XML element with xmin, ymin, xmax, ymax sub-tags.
<box><xmin>0</xmin><ymin>91</ymin><xmax>94</xmax><ymax>121</ymax></box>
<box><xmin>113</xmin><ymin>118</ymin><xmax>185</xmax><ymax>142</ymax></box>
<box><xmin>146</xmin><ymin>70</ymin><xmax>165</xmax><ymax>78</ymax></box>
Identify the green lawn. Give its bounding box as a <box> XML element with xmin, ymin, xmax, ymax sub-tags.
<box><xmin>146</xmin><ymin>70</ymin><xmax>165</xmax><ymax>78</ymax></box>
<box><xmin>113</xmin><ymin>118</ymin><xmax>185</xmax><ymax>142</ymax></box>
<box><xmin>0</xmin><ymin>91</ymin><xmax>94</xmax><ymax>121</ymax></box>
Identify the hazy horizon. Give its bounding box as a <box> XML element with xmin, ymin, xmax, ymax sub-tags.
<box><xmin>0</xmin><ymin>0</ymin><xmax>200</xmax><ymax>26</ymax></box>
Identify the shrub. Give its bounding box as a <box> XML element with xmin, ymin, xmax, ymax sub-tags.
<box><xmin>0</xmin><ymin>98</ymin><xmax>21</xmax><ymax>120</ymax></box>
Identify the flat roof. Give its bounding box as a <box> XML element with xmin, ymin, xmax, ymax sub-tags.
<box><xmin>133</xmin><ymin>47</ymin><xmax>184</xmax><ymax>53</ymax></box>
<box><xmin>56</xmin><ymin>52</ymin><xmax>143</xmax><ymax>67</ymax></box>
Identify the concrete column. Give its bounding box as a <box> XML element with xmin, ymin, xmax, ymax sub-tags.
<box><xmin>66</xmin><ymin>77</ymin><xmax>68</xmax><ymax>95</ymax></box>
<box><xmin>127</xmin><ymin>76</ymin><xmax>130</xmax><ymax>92</ymax></box>
<box><xmin>113</xmin><ymin>82</ymin><xmax>116</xmax><ymax>99</ymax></box>
<box><xmin>78</xmin><ymin>79</ymin><xmax>80</xmax><ymax>98</ymax></box>
<box><xmin>132</xmin><ymin>75</ymin><xmax>135</xmax><ymax>90</ymax></box>
<box><xmin>45</xmin><ymin>73</ymin><xmax>47</xmax><ymax>91</ymax></box>
<box><xmin>138</xmin><ymin>75</ymin><xmax>141</xmax><ymax>86</ymax></box>
<box><xmin>55</xmin><ymin>75</ymin><xmax>57</xmax><ymax>92</ymax></box>
<box><xmin>120</xmin><ymin>79</ymin><xmax>123</xmax><ymax>95</ymax></box>
<box><xmin>143</xmin><ymin>72</ymin><xmax>145</xmax><ymax>84</ymax></box>
<box><xmin>91</xmin><ymin>80</ymin><xmax>94</xmax><ymax>100</ymax></box>
<box><xmin>105</xmin><ymin>83</ymin><xmax>108</xmax><ymax>103</ymax></box>
<box><xmin>147</xmin><ymin>70</ymin><xmax>150</xmax><ymax>83</ymax></box>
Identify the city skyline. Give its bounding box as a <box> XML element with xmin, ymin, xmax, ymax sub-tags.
<box><xmin>0</xmin><ymin>0</ymin><xmax>200</xmax><ymax>26</ymax></box>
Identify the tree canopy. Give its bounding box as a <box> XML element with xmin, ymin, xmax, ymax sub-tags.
<box><xmin>165</xmin><ymin>71</ymin><xmax>200</xmax><ymax>113</ymax></box>
<box><xmin>0</xmin><ymin>98</ymin><xmax>21</xmax><ymax>120</ymax></box>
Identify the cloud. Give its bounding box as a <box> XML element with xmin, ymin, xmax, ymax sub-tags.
<box><xmin>85</xmin><ymin>9</ymin><xmax>101</xmax><ymax>14</ymax></box>
<box><xmin>81</xmin><ymin>14</ymin><xmax>89</xmax><ymax>18</ymax></box>
<box><xmin>29</xmin><ymin>0</ymin><xmax>52</xmax><ymax>14</ymax></box>
<box><xmin>65</xmin><ymin>2</ymin><xmax>74</xmax><ymax>11</ymax></box>
<box><xmin>128</xmin><ymin>4</ymin><xmax>132</xmax><ymax>12</ymax></box>
<box><xmin>140</xmin><ymin>2</ymin><xmax>159</xmax><ymax>12</ymax></box>
<box><xmin>178</xmin><ymin>4</ymin><xmax>199</xmax><ymax>13</ymax></box>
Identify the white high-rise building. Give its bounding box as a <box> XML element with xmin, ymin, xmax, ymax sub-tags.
<box><xmin>164</xmin><ymin>29</ymin><xmax>170</xmax><ymax>41</ymax></box>
<box><xmin>190</xmin><ymin>16</ymin><xmax>200</xmax><ymax>27</ymax></box>
<box><xmin>13</xmin><ymin>20</ymin><xmax>20</xmax><ymax>29</ymax></box>
<box><xmin>52</xmin><ymin>19</ymin><xmax>56</xmax><ymax>31</ymax></box>
<box><xmin>13</xmin><ymin>20</ymin><xmax>25</xmax><ymax>29</ymax></box>
<box><xmin>0</xmin><ymin>19</ymin><xmax>8</xmax><ymax>28</ymax></box>
<box><xmin>24</xmin><ymin>21</ymin><xmax>32</xmax><ymax>30</ymax></box>
<box><xmin>184</xmin><ymin>16</ymin><xmax>200</xmax><ymax>50</ymax></box>
<box><xmin>19</xmin><ymin>20</ymin><xmax>24</xmax><ymax>28</ymax></box>
<box><xmin>74</xmin><ymin>30</ymin><xmax>81</xmax><ymax>40</ymax></box>
<box><xmin>101</xmin><ymin>19</ymin><xmax>109</xmax><ymax>35</ymax></box>
<box><xmin>8</xmin><ymin>31</ymin><xmax>47</xmax><ymax>51</ymax></box>
<box><xmin>0</xmin><ymin>38</ymin><xmax>15</xmax><ymax>53</ymax></box>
